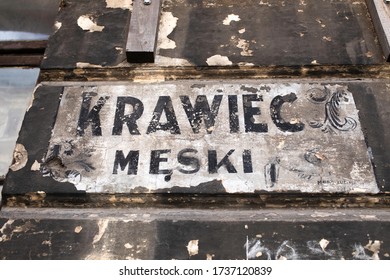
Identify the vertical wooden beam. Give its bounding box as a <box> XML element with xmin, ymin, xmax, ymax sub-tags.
<box><xmin>366</xmin><ymin>0</ymin><xmax>390</xmax><ymax>61</ymax></box>
<box><xmin>126</xmin><ymin>0</ymin><xmax>162</xmax><ymax>63</ymax></box>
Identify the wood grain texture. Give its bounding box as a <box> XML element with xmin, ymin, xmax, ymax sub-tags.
<box><xmin>126</xmin><ymin>0</ymin><xmax>162</xmax><ymax>63</ymax></box>
<box><xmin>366</xmin><ymin>0</ymin><xmax>390</xmax><ymax>61</ymax></box>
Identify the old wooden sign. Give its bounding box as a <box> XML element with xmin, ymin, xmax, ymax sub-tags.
<box><xmin>23</xmin><ymin>81</ymin><xmax>375</xmax><ymax>194</ymax></box>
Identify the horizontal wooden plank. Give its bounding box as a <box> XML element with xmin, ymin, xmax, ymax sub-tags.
<box><xmin>0</xmin><ymin>55</ymin><xmax>42</xmax><ymax>66</ymax></box>
<box><xmin>126</xmin><ymin>0</ymin><xmax>162</xmax><ymax>63</ymax></box>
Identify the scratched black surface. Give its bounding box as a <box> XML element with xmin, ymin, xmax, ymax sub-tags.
<box><xmin>0</xmin><ymin>218</ymin><xmax>389</xmax><ymax>260</ymax></box>
<box><xmin>159</xmin><ymin>0</ymin><xmax>384</xmax><ymax>66</ymax></box>
<box><xmin>41</xmin><ymin>0</ymin><xmax>383</xmax><ymax>68</ymax></box>
<box><xmin>3</xmin><ymin>86</ymin><xmax>82</xmax><ymax>194</ymax></box>
<box><xmin>41</xmin><ymin>0</ymin><xmax>129</xmax><ymax>69</ymax></box>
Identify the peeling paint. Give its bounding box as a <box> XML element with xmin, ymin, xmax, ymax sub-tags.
<box><xmin>158</xmin><ymin>12</ymin><xmax>178</xmax><ymax>50</ymax></box>
<box><xmin>76</xmin><ymin>62</ymin><xmax>103</xmax><ymax>68</ymax></box>
<box><xmin>319</xmin><ymin>238</ymin><xmax>330</xmax><ymax>251</ymax></box>
<box><xmin>124</xmin><ymin>243</ymin><xmax>133</xmax><ymax>249</ymax></box>
<box><xmin>235</xmin><ymin>38</ymin><xmax>254</xmax><ymax>56</ymax></box>
<box><xmin>364</xmin><ymin>240</ymin><xmax>381</xmax><ymax>260</ymax></box>
<box><xmin>223</xmin><ymin>14</ymin><xmax>241</xmax><ymax>25</ymax></box>
<box><xmin>30</xmin><ymin>160</ymin><xmax>41</xmax><ymax>171</ymax></box>
<box><xmin>206</xmin><ymin>55</ymin><xmax>233</xmax><ymax>66</ymax></box>
<box><xmin>187</xmin><ymin>240</ymin><xmax>199</xmax><ymax>257</ymax></box>
<box><xmin>74</xmin><ymin>226</ymin><xmax>83</xmax><ymax>233</ymax></box>
<box><xmin>9</xmin><ymin>144</ymin><xmax>28</xmax><ymax>172</ymax></box>
<box><xmin>54</xmin><ymin>21</ymin><xmax>62</xmax><ymax>33</ymax></box>
<box><xmin>93</xmin><ymin>220</ymin><xmax>109</xmax><ymax>244</ymax></box>
<box><xmin>0</xmin><ymin>220</ymin><xmax>15</xmax><ymax>242</ymax></box>
<box><xmin>238</xmin><ymin>28</ymin><xmax>246</xmax><ymax>34</ymax></box>
<box><xmin>155</xmin><ymin>55</ymin><xmax>193</xmax><ymax>66</ymax></box>
<box><xmin>106</xmin><ymin>0</ymin><xmax>132</xmax><ymax>10</ymax></box>
<box><xmin>206</xmin><ymin>253</ymin><xmax>214</xmax><ymax>260</ymax></box>
<box><xmin>77</xmin><ymin>15</ymin><xmax>105</xmax><ymax>32</ymax></box>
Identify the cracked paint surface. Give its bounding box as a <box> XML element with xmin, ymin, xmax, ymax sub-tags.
<box><xmin>40</xmin><ymin>82</ymin><xmax>377</xmax><ymax>194</ymax></box>
<box><xmin>77</xmin><ymin>15</ymin><xmax>105</xmax><ymax>32</ymax></box>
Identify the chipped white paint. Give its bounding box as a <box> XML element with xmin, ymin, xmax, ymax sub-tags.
<box><xmin>319</xmin><ymin>239</ymin><xmax>330</xmax><ymax>251</ymax></box>
<box><xmin>124</xmin><ymin>243</ymin><xmax>133</xmax><ymax>249</ymax></box>
<box><xmin>206</xmin><ymin>254</ymin><xmax>214</xmax><ymax>260</ymax></box>
<box><xmin>157</xmin><ymin>12</ymin><xmax>178</xmax><ymax>50</ymax></box>
<box><xmin>155</xmin><ymin>55</ymin><xmax>193</xmax><ymax>66</ymax></box>
<box><xmin>187</xmin><ymin>240</ymin><xmax>199</xmax><ymax>257</ymax></box>
<box><xmin>223</xmin><ymin>14</ymin><xmax>241</xmax><ymax>25</ymax></box>
<box><xmin>30</xmin><ymin>160</ymin><xmax>41</xmax><ymax>171</ymax></box>
<box><xmin>74</xmin><ymin>226</ymin><xmax>83</xmax><ymax>233</ymax></box>
<box><xmin>76</xmin><ymin>62</ymin><xmax>103</xmax><ymax>68</ymax></box>
<box><xmin>239</xmin><ymin>28</ymin><xmax>246</xmax><ymax>34</ymax></box>
<box><xmin>9</xmin><ymin>144</ymin><xmax>28</xmax><ymax>171</ymax></box>
<box><xmin>365</xmin><ymin>240</ymin><xmax>381</xmax><ymax>260</ymax></box>
<box><xmin>206</xmin><ymin>55</ymin><xmax>233</xmax><ymax>66</ymax></box>
<box><xmin>0</xmin><ymin>220</ymin><xmax>15</xmax><ymax>242</ymax></box>
<box><xmin>106</xmin><ymin>0</ymin><xmax>132</xmax><ymax>10</ymax></box>
<box><xmin>238</xmin><ymin>62</ymin><xmax>255</xmax><ymax>66</ymax></box>
<box><xmin>77</xmin><ymin>15</ymin><xmax>105</xmax><ymax>32</ymax></box>
<box><xmin>54</xmin><ymin>21</ymin><xmax>62</xmax><ymax>33</ymax></box>
<box><xmin>93</xmin><ymin>219</ymin><xmax>109</xmax><ymax>244</ymax></box>
<box><xmin>259</xmin><ymin>1</ymin><xmax>272</xmax><ymax>7</ymax></box>
<box><xmin>47</xmin><ymin>82</ymin><xmax>377</xmax><ymax>194</ymax></box>
<box><xmin>236</xmin><ymin>38</ymin><xmax>254</xmax><ymax>56</ymax></box>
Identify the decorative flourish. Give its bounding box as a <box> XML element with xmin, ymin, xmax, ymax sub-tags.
<box><xmin>309</xmin><ymin>88</ymin><xmax>357</xmax><ymax>133</ymax></box>
<box><xmin>40</xmin><ymin>140</ymin><xmax>95</xmax><ymax>184</ymax></box>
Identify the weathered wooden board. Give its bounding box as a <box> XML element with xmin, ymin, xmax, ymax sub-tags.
<box><xmin>1</xmin><ymin>208</ymin><xmax>390</xmax><ymax>260</ymax></box>
<box><xmin>126</xmin><ymin>0</ymin><xmax>162</xmax><ymax>63</ymax></box>
<box><xmin>4</xmin><ymin>81</ymin><xmax>378</xmax><ymax>194</ymax></box>
<box><xmin>366</xmin><ymin>0</ymin><xmax>390</xmax><ymax>61</ymax></box>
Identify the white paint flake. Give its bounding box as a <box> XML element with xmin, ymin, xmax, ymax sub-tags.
<box><xmin>106</xmin><ymin>0</ymin><xmax>132</xmax><ymax>10</ymax></box>
<box><xmin>319</xmin><ymin>239</ymin><xmax>330</xmax><ymax>251</ymax></box>
<box><xmin>155</xmin><ymin>55</ymin><xmax>193</xmax><ymax>66</ymax></box>
<box><xmin>236</xmin><ymin>38</ymin><xmax>253</xmax><ymax>56</ymax></box>
<box><xmin>124</xmin><ymin>243</ymin><xmax>134</xmax><ymax>249</ymax></box>
<box><xmin>93</xmin><ymin>219</ymin><xmax>109</xmax><ymax>244</ymax></box>
<box><xmin>76</xmin><ymin>62</ymin><xmax>103</xmax><ymax>68</ymax></box>
<box><xmin>365</xmin><ymin>240</ymin><xmax>381</xmax><ymax>260</ymax></box>
<box><xmin>158</xmin><ymin>12</ymin><xmax>178</xmax><ymax>50</ymax></box>
<box><xmin>74</xmin><ymin>226</ymin><xmax>83</xmax><ymax>233</ymax></box>
<box><xmin>187</xmin><ymin>240</ymin><xmax>199</xmax><ymax>257</ymax></box>
<box><xmin>77</xmin><ymin>15</ymin><xmax>105</xmax><ymax>32</ymax></box>
<box><xmin>223</xmin><ymin>14</ymin><xmax>241</xmax><ymax>25</ymax></box>
<box><xmin>54</xmin><ymin>21</ymin><xmax>62</xmax><ymax>33</ymax></box>
<box><xmin>9</xmin><ymin>144</ymin><xmax>28</xmax><ymax>171</ymax></box>
<box><xmin>239</xmin><ymin>28</ymin><xmax>246</xmax><ymax>34</ymax></box>
<box><xmin>30</xmin><ymin>160</ymin><xmax>41</xmax><ymax>171</ymax></box>
<box><xmin>206</xmin><ymin>55</ymin><xmax>233</xmax><ymax>66</ymax></box>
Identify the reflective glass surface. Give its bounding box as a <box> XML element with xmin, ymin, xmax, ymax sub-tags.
<box><xmin>0</xmin><ymin>0</ymin><xmax>59</xmax><ymax>41</ymax></box>
<box><xmin>0</xmin><ymin>68</ymin><xmax>39</xmax><ymax>177</ymax></box>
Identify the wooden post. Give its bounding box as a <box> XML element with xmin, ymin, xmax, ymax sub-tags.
<box><xmin>126</xmin><ymin>0</ymin><xmax>162</xmax><ymax>63</ymax></box>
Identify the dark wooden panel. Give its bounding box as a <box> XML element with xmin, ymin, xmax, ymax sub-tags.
<box><xmin>0</xmin><ymin>55</ymin><xmax>42</xmax><ymax>66</ymax></box>
<box><xmin>1</xmin><ymin>209</ymin><xmax>390</xmax><ymax>260</ymax></box>
<box><xmin>126</xmin><ymin>0</ymin><xmax>162</xmax><ymax>63</ymax></box>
